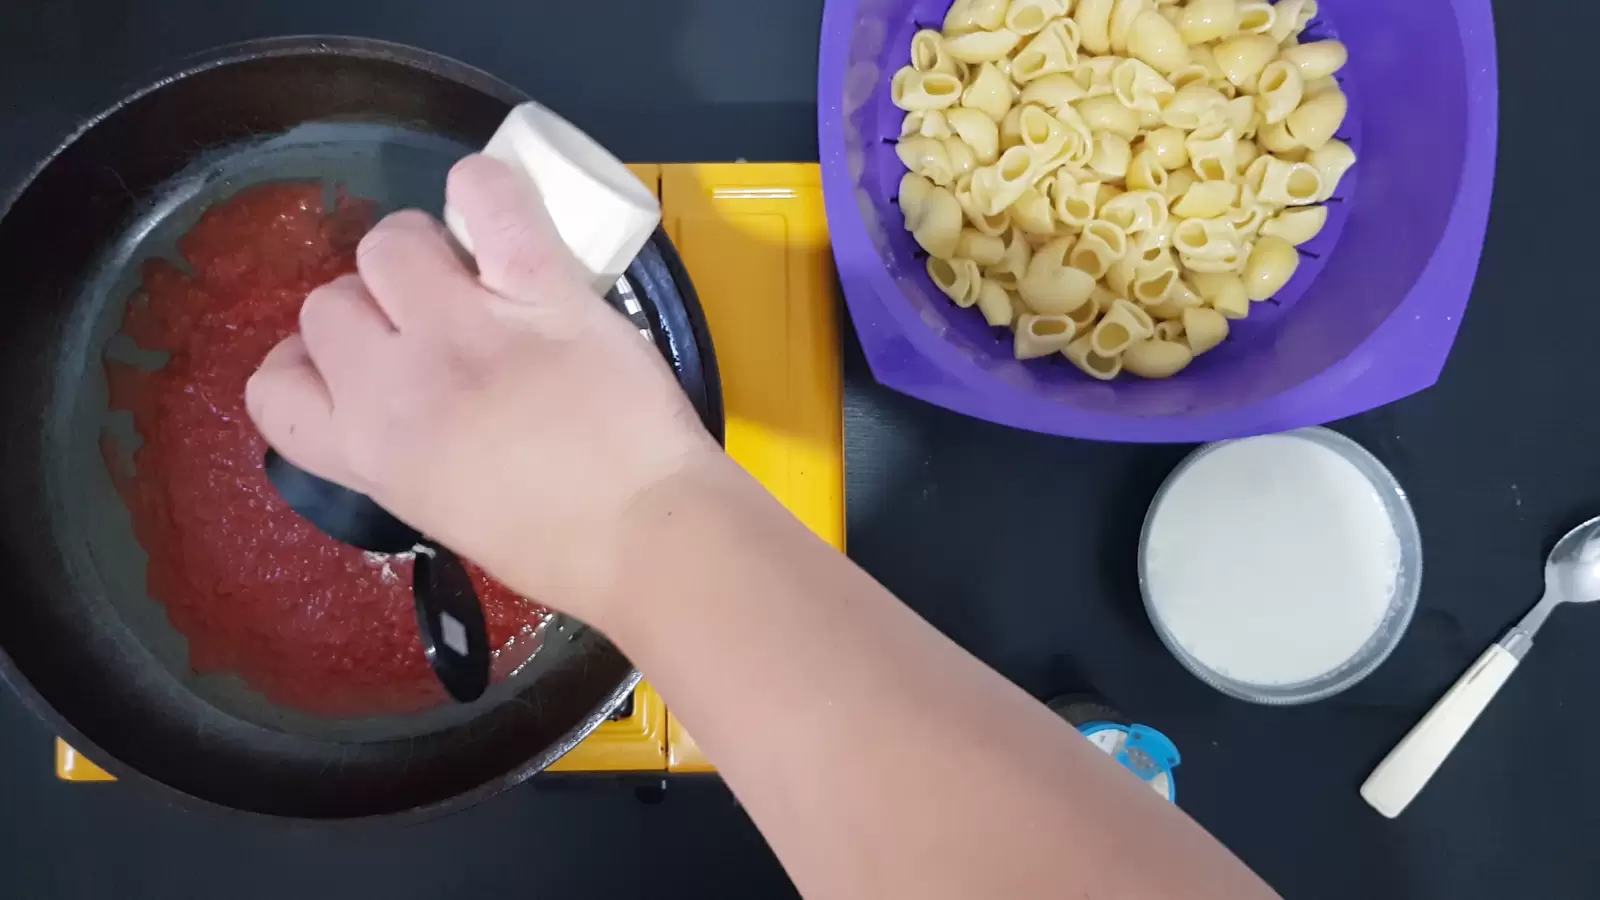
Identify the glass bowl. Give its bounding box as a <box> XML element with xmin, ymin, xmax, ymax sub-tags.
<box><xmin>1138</xmin><ymin>427</ymin><xmax>1423</xmax><ymax>705</ymax></box>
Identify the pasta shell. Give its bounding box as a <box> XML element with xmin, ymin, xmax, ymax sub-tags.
<box><xmin>1006</xmin><ymin>0</ymin><xmax>1068</xmax><ymax>35</ymax></box>
<box><xmin>1019</xmin><ymin>74</ymin><xmax>1089</xmax><ymax>112</ymax></box>
<box><xmin>1181</xmin><ymin>307</ymin><xmax>1230</xmax><ymax>355</ymax></box>
<box><xmin>1012</xmin><ymin>187</ymin><xmax>1058</xmax><ymax>235</ymax></box>
<box><xmin>1212</xmin><ymin>33</ymin><xmax>1277</xmax><ymax>90</ymax></box>
<box><xmin>944</xmin><ymin>137</ymin><xmax>978</xmax><ymax>178</ymax></box>
<box><xmin>1139</xmin><ymin>127</ymin><xmax>1189</xmax><ymax>170</ymax></box>
<box><xmin>1255</xmin><ymin>157</ymin><xmax>1323</xmax><ymax>206</ymax></box>
<box><xmin>1261</xmin><ymin>206</ymin><xmax>1329</xmax><ymax>246</ymax></box>
<box><xmin>1171</xmin><ymin>180</ymin><xmax>1239</xmax><ymax>219</ymax></box>
<box><xmin>1050</xmin><ymin>171</ymin><xmax>1101</xmax><ymax>227</ymax></box>
<box><xmin>1281</xmin><ymin>40</ymin><xmax>1349</xmax><ymax>81</ymax></box>
<box><xmin>893</xmin><ymin>68</ymin><xmax>965</xmax><ymax>111</ymax></box>
<box><xmin>1268</xmin><ymin>0</ymin><xmax>1315</xmax><ymax>42</ymax></box>
<box><xmin>1303</xmin><ymin>75</ymin><xmax>1341</xmax><ymax>99</ymax></box>
<box><xmin>1099</xmin><ymin>190</ymin><xmax>1167</xmax><ymax>234</ymax></box>
<box><xmin>1122</xmin><ymin>339</ymin><xmax>1193</xmax><ymax>378</ymax></box>
<box><xmin>928</xmin><ymin>257</ymin><xmax>983</xmax><ymax>307</ymax></box>
<box><xmin>1161</xmin><ymin>84</ymin><xmax>1228</xmax><ymax>131</ymax></box>
<box><xmin>944</xmin><ymin>0</ymin><xmax>981</xmax><ymax>35</ymax></box>
<box><xmin>997</xmin><ymin>226</ymin><xmax>1034</xmax><ymax>277</ymax></box>
<box><xmin>1019</xmin><ymin>105</ymin><xmax>1072</xmax><ymax>165</ymax></box>
<box><xmin>1242</xmin><ymin>235</ymin><xmax>1300</xmax><ymax>300</ymax></box>
<box><xmin>1020</xmin><ymin>236</ymin><xmax>1096</xmax><ymax>314</ymax></box>
<box><xmin>1109</xmin><ymin>0</ymin><xmax>1151</xmax><ymax>55</ymax></box>
<box><xmin>897</xmin><ymin>135</ymin><xmax>955</xmax><ymax>186</ymax></box>
<box><xmin>1126</xmin><ymin>150</ymin><xmax>1169</xmax><ymax>193</ymax></box>
<box><xmin>1185</xmin><ymin>123</ymin><xmax>1239</xmax><ymax>182</ymax></box>
<box><xmin>946</xmin><ymin>108</ymin><xmax>1001</xmax><ymax>165</ymax></box>
<box><xmin>1074</xmin><ymin>0</ymin><xmax>1115</xmax><ymax>54</ymax></box>
<box><xmin>1072</xmin><ymin>55</ymin><xmax>1119</xmax><ymax>98</ymax></box>
<box><xmin>961</xmin><ymin>63</ymin><xmax>1015</xmax><ymax>121</ymax></box>
<box><xmin>1177</xmin><ymin>0</ymin><xmax>1239</xmax><ymax>44</ymax></box>
<box><xmin>1190</xmin><ymin>271</ymin><xmax>1251</xmax><ymax>318</ymax></box>
<box><xmin>1013</xmin><ymin>21</ymin><xmax>1081</xmax><ymax>83</ymax></box>
<box><xmin>1072</xmin><ymin>287</ymin><xmax>1113</xmax><ymax>329</ymax></box>
<box><xmin>975</xmin><ymin>280</ymin><xmax>1015</xmax><ymax>327</ymax></box>
<box><xmin>1091</xmin><ymin>301</ymin><xmax>1151</xmax><ymax>356</ymax></box>
<box><xmin>945</xmin><ymin>29</ymin><xmax>1024</xmax><ymax>64</ymax></box>
<box><xmin>1164</xmin><ymin>166</ymin><xmax>1198</xmax><ymax>202</ymax></box>
<box><xmin>1067</xmin><ymin>219</ymin><xmax>1129</xmax><ymax>278</ymax></box>
<box><xmin>1111</xmin><ymin>58</ymin><xmax>1176</xmax><ymax>116</ymax></box>
<box><xmin>912</xmin><ymin>188</ymin><xmax>965</xmax><ymax>259</ymax></box>
<box><xmin>1173</xmin><ymin>218</ymin><xmax>1243</xmax><ymax>262</ymax></box>
<box><xmin>1233</xmin><ymin>138</ymin><xmax>1260</xmax><ymax>174</ymax></box>
<box><xmin>1256</xmin><ymin>61</ymin><xmax>1305</xmax><ymax>125</ymax></box>
<box><xmin>956</xmin><ymin>228</ymin><xmax>1008</xmax><ymax>265</ymax></box>
<box><xmin>1309</xmin><ymin>139</ymin><xmax>1357</xmax><ymax>200</ymax></box>
<box><xmin>976</xmin><ymin>146</ymin><xmax>1037</xmax><ymax>215</ymax></box>
<box><xmin>1014</xmin><ymin>314</ymin><xmax>1079</xmax><ymax>359</ymax></box>
<box><xmin>1087</xmin><ymin>131</ymin><xmax>1133</xmax><ymax>181</ymax></box>
<box><xmin>1075</xmin><ymin>95</ymin><xmax>1140</xmax><ymax>140</ymax></box>
<box><xmin>910</xmin><ymin>30</ymin><xmax>962</xmax><ymax>75</ymax></box>
<box><xmin>968</xmin><ymin>0</ymin><xmax>1010</xmax><ymax>30</ymax></box>
<box><xmin>1126</xmin><ymin>10</ymin><xmax>1190</xmax><ymax>76</ymax></box>
<box><xmin>1064</xmin><ymin>335</ymin><xmax>1124</xmax><ymax>380</ymax></box>
<box><xmin>1235</xmin><ymin>0</ymin><xmax>1275</xmax><ymax>34</ymax></box>
<box><xmin>899</xmin><ymin>172</ymin><xmax>936</xmax><ymax>231</ymax></box>
<box><xmin>1257</xmin><ymin>119</ymin><xmax>1300</xmax><ymax>154</ymax></box>
<box><xmin>1285</xmin><ymin>90</ymin><xmax>1348</xmax><ymax>152</ymax></box>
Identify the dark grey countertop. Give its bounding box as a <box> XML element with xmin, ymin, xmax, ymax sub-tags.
<box><xmin>5</xmin><ymin>1</ymin><xmax>1599</xmax><ymax>897</ymax></box>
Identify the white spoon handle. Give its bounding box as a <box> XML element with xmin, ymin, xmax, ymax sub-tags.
<box><xmin>1360</xmin><ymin>643</ymin><xmax>1520</xmax><ymax>818</ymax></box>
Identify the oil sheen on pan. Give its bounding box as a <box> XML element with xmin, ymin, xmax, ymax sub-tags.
<box><xmin>101</xmin><ymin>183</ymin><xmax>548</xmax><ymax>717</ymax></box>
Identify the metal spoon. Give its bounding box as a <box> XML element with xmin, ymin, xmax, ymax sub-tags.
<box><xmin>1362</xmin><ymin>515</ymin><xmax>1600</xmax><ymax>817</ymax></box>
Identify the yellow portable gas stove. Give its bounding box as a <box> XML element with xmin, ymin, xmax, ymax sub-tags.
<box><xmin>56</xmin><ymin>162</ymin><xmax>843</xmax><ymax>781</ymax></box>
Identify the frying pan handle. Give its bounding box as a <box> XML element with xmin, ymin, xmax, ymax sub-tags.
<box><xmin>412</xmin><ymin>543</ymin><xmax>491</xmax><ymax>703</ymax></box>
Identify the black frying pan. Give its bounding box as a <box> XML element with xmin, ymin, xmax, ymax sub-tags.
<box><xmin>0</xmin><ymin>36</ymin><xmax>722</xmax><ymax>819</ymax></box>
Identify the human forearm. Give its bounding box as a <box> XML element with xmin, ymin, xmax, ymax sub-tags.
<box><xmin>588</xmin><ymin>457</ymin><xmax>1279</xmax><ymax>900</ymax></box>
<box><xmin>247</xmin><ymin>159</ymin><xmax>1277</xmax><ymax>900</ymax></box>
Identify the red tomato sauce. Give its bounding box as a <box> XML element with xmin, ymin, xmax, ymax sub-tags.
<box><xmin>102</xmin><ymin>184</ymin><xmax>547</xmax><ymax>717</ymax></box>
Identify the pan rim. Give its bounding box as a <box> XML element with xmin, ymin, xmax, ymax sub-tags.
<box><xmin>0</xmin><ymin>34</ymin><xmax>701</xmax><ymax>823</ymax></box>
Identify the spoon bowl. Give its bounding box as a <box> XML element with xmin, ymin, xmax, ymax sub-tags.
<box><xmin>1546</xmin><ymin>514</ymin><xmax>1600</xmax><ymax>605</ymax></box>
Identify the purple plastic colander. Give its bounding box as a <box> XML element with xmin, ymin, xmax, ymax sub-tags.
<box><xmin>818</xmin><ymin>0</ymin><xmax>1498</xmax><ymax>442</ymax></box>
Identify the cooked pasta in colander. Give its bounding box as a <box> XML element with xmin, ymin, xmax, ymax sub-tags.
<box><xmin>891</xmin><ymin>0</ymin><xmax>1355</xmax><ymax>378</ymax></box>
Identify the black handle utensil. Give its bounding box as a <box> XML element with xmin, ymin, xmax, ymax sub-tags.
<box><xmin>263</xmin><ymin>450</ymin><xmax>490</xmax><ymax>702</ymax></box>
<box><xmin>257</xmin><ymin>232</ymin><xmax>720</xmax><ymax>706</ymax></box>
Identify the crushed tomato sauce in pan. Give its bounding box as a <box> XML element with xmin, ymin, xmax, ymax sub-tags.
<box><xmin>102</xmin><ymin>184</ymin><xmax>547</xmax><ymax>717</ymax></box>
